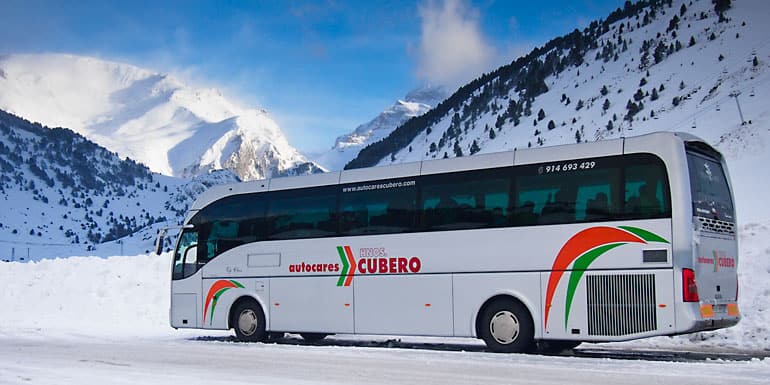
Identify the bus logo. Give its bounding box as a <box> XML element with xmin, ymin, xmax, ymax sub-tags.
<box><xmin>336</xmin><ymin>245</ymin><xmax>422</xmax><ymax>286</ymax></box>
<box><xmin>698</xmin><ymin>250</ymin><xmax>735</xmax><ymax>272</ymax></box>
<box><xmin>544</xmin><ymin>226</ymin><xmax>669</xmax><ymax>331</ymax></box>
<box><xmin>337</xmin><ymin>246</ymin><xmax>356</xmax><ymax>286</ymax></box>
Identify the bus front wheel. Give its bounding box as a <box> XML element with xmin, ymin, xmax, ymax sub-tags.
<box><xmin>232</xmin><ymin>300</ymin><xmax>266</xmax><ymax>342</ymax></box>
<box><xmin>478</xmin><ymin>298</ymin><xmax>534</xmax><ymax>353</ymax></box>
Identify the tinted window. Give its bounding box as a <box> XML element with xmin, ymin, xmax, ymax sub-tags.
<box><xmin>267</xmin><ymin>186</ymin><xmax>338</xmax><ymax>240</ymax></box>
<box><xmin>196</xmin><ymin>194</ymin><xmax>267</xmax><ymax>261</ymax></box>
<box><xmin>515</xmin><ymin>158</ymin><xmax>621</xmax><ymax>225</ymax></box>
<box><xmin>623</xmin><ymin>156</ymin><xmax>671</xmax><ymax>219</ymax></box>
<box><xmin>420</xmin><ymin>169</ymin><xmax>511</xmax><ymax>230</ymax></box>
<box><xmin>340</xmin><ymin>179</ymin><xmax>417</xmax><ymax>235</ymax></box>
<box><xmin>686</xmin><ymin>152</ymin><xmax>734</xmax><ymax>221</ymax></box>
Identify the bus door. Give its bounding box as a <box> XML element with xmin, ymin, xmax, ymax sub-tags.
<box><xmin>170</xmin><ymin>228</ymin><xmax>202</xmax><ymax>328</ymax></box>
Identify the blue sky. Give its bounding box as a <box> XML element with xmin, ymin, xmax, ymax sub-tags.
<box><xmin>0</xmin><ymin>0</ymin><xmax>624</xmax><ymax>153</ymax></box>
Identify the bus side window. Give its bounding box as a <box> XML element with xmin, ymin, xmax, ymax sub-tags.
<box><xmin>267</xmin><ymin>186</ymin><xmax>338</xmax><ymax>240</ymax></box>
<box><xmin>514</xmin><ymin>200</ymin><xmax>537</xmax><ymax>225</ymax></box>
<box><xmin>624</xmin><ymin>162</ymin><xmax>669</xmax><ymax>218</ymax></box>
<box><xmin>420</xmin><ymin>169</ymin><xmax>510</xmax><ymax>230</ymax></box>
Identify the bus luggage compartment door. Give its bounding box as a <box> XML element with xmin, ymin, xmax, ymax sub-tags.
<box><xmin>354</xmin><ymin>274</ymin><xmax>453</xmax><ymax>336</ymax></box>
<box><xmin>269</xmin><ymin>277</ymin><xmax>354</xmax><ymax>333</ymax></box>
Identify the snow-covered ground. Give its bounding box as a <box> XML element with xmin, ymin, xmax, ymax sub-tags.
<box><xmin>1</xmin><ymin>334</ymin><xmax>769</xmax><ymax>385</ymax></box>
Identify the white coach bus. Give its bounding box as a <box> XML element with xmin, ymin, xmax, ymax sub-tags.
<box><xmin>157</xmin><ymin>132</ymin><xmax>739</xmax><ymax>353</ymax></box>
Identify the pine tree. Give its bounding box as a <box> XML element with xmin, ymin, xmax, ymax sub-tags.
<box><xmin>634</xmin><ymin>88</ymin><xmax>645</xmax><ymax>101</ymax></box>
<box><xmin>753</xmin><ymin>56</ymin><xmax>759</xmax><ymax>66</ymax></box>
<box><xmin>640</xmin><ymin>77</ymin><xmax>648</xmax><ymax>87</ymax></box>
<box><xmin>548</xmin><ymin>120</ymin><xmax>556</xmax><ymax>130</ymax></box>
<box><xmin>470</xmin><ymin>140</ymin><xmax>480</xmax><ymax>155</ymax></box>
<box><xmin>606</xmin><ymin>120</ymin><xmax>614</xmax><ymax>131</ymax></box>
<box><xmin>654</xmin><ymin>41</ymin><xmax>667</xmax><ymax>63</ymax></box>
<box><xmin>602</xmin><ymin>98</ymin><xmax>610</xmax><ymax>111</ymax></box>
<box><xmin>489</xmin><ymin>127</ymin><xmax>496</xmax><ymax>140</ymax></box>
<box><xmin>453</xmin><ymin>141</ymin><xmax>463</xmax><ymax>157</ymax></box>
<box><xmin>651</xmin><ymin>88</ymin><xmax>659</xmax><ymax>101</ymax></box>
<box><xmin>537</xmin><ymin>108</ymin><xmax>546</xmax><ymax>121</ymax></box>
<box><xmin>689</xmin><ymin>36</ymin><xmax>696</xmax><ymax>46</ymax></box>
<box><xmin>667</xmin><ymin>15</ymin><xmax>680</xmax><ymax>32</ymax></box>
<box><xmin>575</xmin><ymin>99</ymin><xmax>584</xmax><ymax>111</ymax></box>
<box><xmin>575</xmin><ymin>130</ymin><xmax>582</xmax><ymax>143</ymax></box>
<box><xmin>714</xmin><ymin>0</ymin><xmax>731</xmax><ymax>14</ymax></box>
<box><xmin>600</xmin><ymin>85</ymin><xmax>609</xmax><ymax>96</ymax></box>
<box><xmin>680</xmin><ymin>3</ymin><xmax>687</xmax><ymax>16</ymax></box>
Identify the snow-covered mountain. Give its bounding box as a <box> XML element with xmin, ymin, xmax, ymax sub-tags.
<box><xmin>0</xmin><ymin>110</ymin><xmax>241</xmax><ymax>260</ymax></box>
<box><xmin>0</xmin><ymin>54</ymin><xmax>322</xmax><ymax>181</ymax></box>
<box><xmin>346</xmin><ymin>0</ymin><xmax>770</xmax><ymax>222</ymax></box>
<box><xmin>313</xmin><ymin>85</ymin><xmax>446</xmax><ymax>171</ymax></box>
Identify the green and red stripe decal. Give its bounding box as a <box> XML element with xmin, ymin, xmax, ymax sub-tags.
<box><xmin>544</xmin><ymin>226</ymin><xmax>669</xmax><ymax>330</ymax></box>
<box><xmin>337</xmin><ymin>245</ymin><xmax>356</xmax><ymax>286</ymax></box>
<box><xmin>203</xmin><ymin>279</ymin><xmax>244</xmax><ymax>325</ymax></box>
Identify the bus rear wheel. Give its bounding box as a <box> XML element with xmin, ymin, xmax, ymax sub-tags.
<box><xmin>478</xmin><ymin>299</ymin><xmax>534</xmax><ymax>353</ymax></box>
<box><xmin>232</xmin><ymin>300</ymin><xmax>266</xmax><ymax>342</ymax></box>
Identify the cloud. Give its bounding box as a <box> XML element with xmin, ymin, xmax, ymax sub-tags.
<box><xmin>414</xmin><ymin>0</ymin><xmax>496</xmax><ymax>87</ymax></box>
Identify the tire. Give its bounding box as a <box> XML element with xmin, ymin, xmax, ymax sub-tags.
<box><xmin>478</xmin><ymin>298</ymin><xmax>534</xmax><ymax>353</ymax></box>
<box><xmin>300</xmin><ymin>333</ymin><xmax>329</xmax><ymax>342</ymax></box>
<box><xmin>231</xmin><ymin>300</ymin><xmax>267</xmax><ymax>342</ymax></box>
<box><xmin>537</xmin><ymin>340</ymin><xmax>581</xmax><ymax>353</ymax></box>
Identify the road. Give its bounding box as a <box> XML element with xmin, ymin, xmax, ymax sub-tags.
<box><xmin>1</xmin><ymin>334</ymin><xmax>768</xmax><ymax>385</ymax></box>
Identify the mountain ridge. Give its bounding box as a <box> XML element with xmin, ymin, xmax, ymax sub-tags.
<box><xmin>0</xmin><ymin>53</ymin><xmax>322</xmax><ymax>181</ymax></box>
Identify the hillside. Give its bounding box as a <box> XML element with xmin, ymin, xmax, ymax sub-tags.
<box><xmin>0</xmin><ymin>110</ymin><xmax>238</xmax><ymax>261</ymax></box>
<box><xmin>0</xmin><ymin>54</ymin><xmax>322</xmax><ymax>181</ymax></box>
<box><xmin>345</xmin><ymin>0</ymin><xmax>769</xmax><ymax>222</ymax></box>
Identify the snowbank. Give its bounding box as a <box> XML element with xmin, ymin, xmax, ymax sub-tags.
<box><xmin>1</xmin><ymin>224</ymin><xmax>768</xmax><ymax>351</ymax></box>
<box><xmin>0</xmin><ymin>254</ymin><xmax>173</xmax><ymax>338</ymax></box>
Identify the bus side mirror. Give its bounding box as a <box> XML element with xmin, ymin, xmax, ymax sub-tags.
<box><xmin>155</xmin><ymin>229</ymin><xmax>167</xmax><ymax>255</ymax></box>
<box><xmin>155</xmin><ymin>234</ymin><xmax>164</xmax><ymax>255</ymax></box>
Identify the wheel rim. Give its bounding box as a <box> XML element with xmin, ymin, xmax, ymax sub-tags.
<box><xmin>238</xmin><ymin>309</ymin><xmax>259</xmax><ymax>336</ymax></box>
<box><xmin>489</xmin><ymin>310</ymin><xmax>520</xmax><ymax>345</ymax></box>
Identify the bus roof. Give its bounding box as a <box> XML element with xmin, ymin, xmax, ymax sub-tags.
<box><xmin>189</xmin><ymin>131</ymin><xmax>705</xmax><ymax>211</ymax></box>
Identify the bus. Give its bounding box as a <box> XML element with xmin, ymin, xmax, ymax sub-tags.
<box><xmin>156</xmin><ymin>131</ymin><xmax>739</xmax><ymax>353</ymax></box>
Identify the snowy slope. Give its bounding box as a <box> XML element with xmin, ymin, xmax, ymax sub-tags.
<box><xmin>313</xmin><ymin>85</ymin><xmax>446</xmax><ymax>171</ymax></box>
<box><xmin>0</xmin><ymin>110</ymin><xmax>242</xmax><ymax>260</ymax></box>
<box><xmin>0</xmin><ymin>54</ymin><xmax>321</xmax><ymax>181</ymax></box>
<box><xmin>349</xmin><ymin>0</ymin><xmax>770</xmax><ymax>222</ymax></box>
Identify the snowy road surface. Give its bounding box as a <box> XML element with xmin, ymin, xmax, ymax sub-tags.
<box><xmin>1</xmin><ymin>335</ymin><xmax>768</xmax><ymax>385</ymax></box>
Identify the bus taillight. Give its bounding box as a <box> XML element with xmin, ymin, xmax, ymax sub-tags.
<box><xmin>683</xmin><ymin>268</ymin><xmax>699</xmax><ymax>302</ymax></box>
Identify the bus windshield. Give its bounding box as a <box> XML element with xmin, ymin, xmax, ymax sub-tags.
<box><xmin>686</xmin><ymin>151</ymin><xmax>734</xmax><ymax>222</ymax></box>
